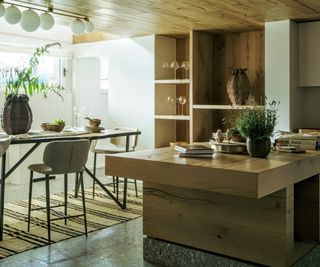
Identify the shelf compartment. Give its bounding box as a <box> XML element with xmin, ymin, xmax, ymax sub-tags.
<box><xmin>155</xmin><ymin>79</ymin><xmax>190</xmax><ymax>84</ymax></box>
<box><xmin>155</xmin><ymin>115</ymin><xmax>190</xmax><ymax>120</ymax></box>
<box><xmin>155</xmin><ymin>119</ymin><xmax>189</xmax><ymax>148</ymax></box>
<box><xmin>193</xmin><ymin>105</ymin><xmax>264</xmax><ymax>110</ymax></box>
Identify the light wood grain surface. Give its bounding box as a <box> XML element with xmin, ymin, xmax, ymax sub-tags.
<box><xmin>35</xmin><ymin>0</ymin><xmax>320</xmax><ymax>37</ymax></box>
<box><xmin>105</xmin><ymin>145</ymin><xmax>320</xmax><ymax>266</ymax></box>
<box><xmin>105</xmin><ymin>146</ymin><xmax>320</xmax><ymax>198</ymax></box>
<box><xmin>144</xmin><ymin>182</ymin><xmax>295</xmax><ymax>266</ymax></box>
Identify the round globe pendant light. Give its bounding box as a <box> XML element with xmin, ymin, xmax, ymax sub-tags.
<box><xmin>5</xmin><ymin>5</ymin><xmax>21</xmax><ymax>24</ymax></box>
<box><xmin>71</xmin><ymin>18</ymin><xmax>85</xmax><ymax>36</ymax></box>
<box><xmin>85</xmin><ymin>20</ymin><xmax>94</xmax><ymax>33</ymax></box>
<box><xmin>20</xmin><ymin>9</ymin><xmax>40</xmax><ymax>32</ymax></box>
<box><xmin>0</xmin><ymin>4</ymin><xmax>6</xmax><ymax>18</ymax></box>
<box><xmin>40</xmin><ymin>12</ymin><xmax>54</xmax><ymax>30</ymax></box>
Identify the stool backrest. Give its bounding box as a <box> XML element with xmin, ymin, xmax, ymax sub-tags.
<box><xmin>111</xmin><ymin>127</ymin><xmax>139</xmax><ymax>150</ymax></box>
<box><xmin>43</xmin><ymin>140</ymin><xmax>90</xmax><ymax>174</ymax></box>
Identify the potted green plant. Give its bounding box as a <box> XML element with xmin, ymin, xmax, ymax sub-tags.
<box><xmin>0</xmin><ymin>43</ymin><xmax>64</xmax><ymax>135</ymax></box>
<box><xmin>235</xmin><ymin>101</ymin><xmax>278</xmax><ymax>158</ymax></box>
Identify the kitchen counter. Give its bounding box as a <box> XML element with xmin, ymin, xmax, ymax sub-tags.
<box><xmin>105</xmin><ymin>147</ymin><xmax>320</xmax><ymax>266</ymax></box>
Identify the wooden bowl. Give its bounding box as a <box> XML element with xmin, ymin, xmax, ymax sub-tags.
<box><xmin>89</xmin><ymin>119</ymin><xmax>101</xmax><ymax>127</ymax></box>
<box><xmin>41</xmin><ymin>123</ymin><xmax>65</xmax><ymax>132</ymax></box>
<box><xmin>231</xmin><ymin>133</ymin><xmax>246</xmax><ymax>143</ymax></box>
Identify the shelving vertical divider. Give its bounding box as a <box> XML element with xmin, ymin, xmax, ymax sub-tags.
<box><xmin>189</xmin><ymin>31</ymin><xmax>194</xmax><ymax>144</ymax></box>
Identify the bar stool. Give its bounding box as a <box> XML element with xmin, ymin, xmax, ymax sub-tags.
<box><xmin>27</xmin><ymin>140</ymin><xmax>90</xmax><ymax>244</ymax></box>
<box><xmin>91</xmin><ymin>127</ymin><xmax>139</xmax><ymax>198</ymax></box>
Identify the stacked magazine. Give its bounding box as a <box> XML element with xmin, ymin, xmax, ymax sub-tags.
<box><xmin>175</xmin><ymin>144</ymin><xmax>214</xmax><ymax>158</ymax></box>
<box><xmin>274</xmin><ymin>131</ymin><xmax>319</xmax><ymax>151</ymax></box>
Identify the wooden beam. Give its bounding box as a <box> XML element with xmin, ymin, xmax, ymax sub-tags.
<box><xmin>73</xmin><ymin>32</ymin><xmax>120</xmax><ymax>44</ymax></box>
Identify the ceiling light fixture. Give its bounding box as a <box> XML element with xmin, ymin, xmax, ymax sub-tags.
<box><xmin>0</xmin><ymin>0</ymin><xmax>95</xmax><ymax>35</ymax></box>
<box><xmin>70</xmin><ymin>18</ymin><xmax>85</xmax><ymax>36</ymax></box>
<box><xmin>5</xmin><ymin>5</ymin><xmax>21</xmax><ymax>24</ymax></box>
<box><xmin>0</xmin><ymin>3</ymin><xmax>5</xmax><ymax>17</ymax></box>
<box><xmin>20</xmin><ymin>9</ymin><xmax>40</xmax><ymax>32</ymax></box>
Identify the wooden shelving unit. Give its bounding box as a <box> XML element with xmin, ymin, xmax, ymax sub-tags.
<box><xmin>155</xmin><ymin>115</ymin><xmax>190</xmax><ymax>120</ymax></box>
<box><xmin>154</xmin><ymin>34</ymin><xmax>191</xmax><ymax>148</ymax></box>
<box><xmin>155</xmin><ymin>79</ymin><xmax>190</xmax><ymax>84</ymax></box>
<box><xmin>154</xmin><ymin>30</ymin><xmax>265</xmax><ymax>147</ymax></box>
<box><xmin>193</xmin><ymin>105</ymin><xmax>263</xmax><ymax>110</ymax></box>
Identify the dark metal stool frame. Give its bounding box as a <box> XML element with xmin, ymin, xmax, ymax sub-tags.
<box><xmin>27</xmin><ymin>140</ymin><xmax>90</xmax><ymax>244</ymax></box>
<box><xmin>90</xmin><ymin>128</ymin><xmax>140</xmax><ymax>199</ymax></box>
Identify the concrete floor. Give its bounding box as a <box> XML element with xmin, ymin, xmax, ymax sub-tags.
<box><xmin>2</xmin><ymin>168</ymin><xmax>320</xmax><ymax>266</ymax></box>
<box><xmin>1</xmin><ymin>215</ymin><xmax>320</xmax><ymax>267</ymax></box>
<box><xmin>0</xmin><ymin>217</ymin><xmax>158</xmax><ymax>267</ymax></box>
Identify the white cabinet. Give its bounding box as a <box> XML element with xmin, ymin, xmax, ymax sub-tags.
<box><xmin>299</xmin><ymin>21</ymin><xmax>320</xmax><ymax>86</ymax></box>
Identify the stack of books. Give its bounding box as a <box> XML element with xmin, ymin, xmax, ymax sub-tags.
<box><xmin>175</xmin><ymin>144</ymin><xmax>214</xmax><ymax>158</ymax></box>
<box><xmin>275</xmin><ymin>132</ymin><xmax>319</xmax><ymax>151</ymax></box>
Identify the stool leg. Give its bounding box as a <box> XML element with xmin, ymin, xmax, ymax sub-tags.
<box><xmin>27</xmin><ymin>170</ymin><xmax>33</xmax><ymax>232</ymax></box>
<box><xmin>64</xmin><ymin>174</ymin><xmax>68</xmax><ymax>225</ymax></box>
<box><xmin>93</xmin><ymin>153</ymin><xmax>97</xmax><ymax>198</ymax></box>
<box><xmin>74</xmin><ymin>173</ymin><xmax>79</xmax><ymax>197</ymax></box>
<box><xmin>80</xmin><ymin>172</ymin><xmax>88</xmax><ymax>236</ymax></box>
<box><xmin>112</xmin><ymin>176</ymin><xmax>116</xmax><ymax>193</ymax></box>
<box><xmin>134</xmin><ymin>179</ymin><xmax>138</xmax><ymax>198</ymax></box>
<box><xmin>116</xmin><ymin>177</ymin><xmax>119</xmax><ymax>199</ymax></box>
<box><xmin>45</xmin><ymin>174</ymin><xmax>51</xmax><ymax>244</ymax></box>
<box><xmin>123</xmin><ymin>178</ymin><xmax>128</xmax><ymax>209</ymax></box>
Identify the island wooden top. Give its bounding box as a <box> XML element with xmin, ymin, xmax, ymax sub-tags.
<box><xmin>105</xmin><ymin>146</ymin><xmax>320</xmax><ymax>199</ymax></box>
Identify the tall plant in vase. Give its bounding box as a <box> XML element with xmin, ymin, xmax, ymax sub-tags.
<box><xmin>0</xmin><ymin>43</ymin><xmax>65</xmax><ymax>135</ymax></box>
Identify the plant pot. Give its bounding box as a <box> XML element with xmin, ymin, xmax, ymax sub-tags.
<box><xmin>1</xmin><ymin>94</ymin><xmax>33</xmax><ymax>135</ymax></box>
<box><xmin>246</xmin><ymin>137</ymin><xmax>271</xmax><ymax>158</ymax></box>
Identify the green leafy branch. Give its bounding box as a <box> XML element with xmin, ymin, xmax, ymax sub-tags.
<box><xmin>0</xmin><ymin>42</ymin><xmax>65</xmax><ymax>100</ymax></box>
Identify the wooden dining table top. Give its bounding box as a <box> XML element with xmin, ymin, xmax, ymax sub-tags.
<box><xmin>0</xmin><ymin>128</ymin><xmax>141</xmax><ymax>144</ymax></box>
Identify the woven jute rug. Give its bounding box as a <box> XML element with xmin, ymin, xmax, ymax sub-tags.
<box><xmin>0</xmin><ymin>184</ymin><xmax>142</xmax><ymax>259</ymax></box>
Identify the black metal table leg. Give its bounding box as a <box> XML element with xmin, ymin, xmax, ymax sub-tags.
<box><xmin>4</xmin><ymin>143</ymin><xmax>40</xmax><ymax>179</ymax></box>
<box><xmin>84</xmin><ymin>166</ymin><xmax>127</xmax><ymax>209</ymax></box>
<box><xmin>123</xmin><ymin>178</ymin><xmax>128</xmax><ymax>209</ymax></box>
<box><xmin>0</xmin><ymin>153</ymin><xmax>6</xmax><ymax>241</ymax></box>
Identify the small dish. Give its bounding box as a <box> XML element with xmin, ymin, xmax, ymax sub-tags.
<box><xmin>84</xmin><ymin>126</ymin><xmax>105</xmax><ymax>133</ymax></box>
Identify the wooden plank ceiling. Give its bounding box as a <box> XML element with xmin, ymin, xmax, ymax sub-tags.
<box><xmin>13</xmin><ymin>0</ymin><xmax>320</xmax><ymax>36</ymax></box>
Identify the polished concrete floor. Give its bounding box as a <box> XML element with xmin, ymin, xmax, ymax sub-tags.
<box><xmin>0</xmin><ymin>217</ymin><xmax>158</xmax><ymax>267</ymax></box>
<box><xmin>2</xmin><ymin>168</ymin><xmax>320</xmax><ymax>266</ymax></box>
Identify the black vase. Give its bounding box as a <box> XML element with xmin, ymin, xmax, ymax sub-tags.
<box><xmin>246</xmin><ymin>137</ymin><xmax>271</xmax><ymax>158</ymax></box>
<box><xmin>1</xmin><ymin>94</ymin><xmax>33</xmax><ymax>135</ymax></box>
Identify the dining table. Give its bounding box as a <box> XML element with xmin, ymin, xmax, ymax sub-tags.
<box><xmin>0</xmin><ymin>128</ymin><xmax>141</xmax><ymax>241</ymax></box>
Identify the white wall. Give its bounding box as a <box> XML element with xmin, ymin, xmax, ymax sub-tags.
<box><xmin>73</xmin><ymin>36</ymin><xmax>155</xmax><ymax>150</ymax></box>
<box><xmin>265</xmin><ymin>20</ymin><xmax>301</xmax><ymax>132</ymax></box>
<box><xmin>74</xmin><ymin>58</ymin><xmax>108</xmax><ymax>125</ymax></box>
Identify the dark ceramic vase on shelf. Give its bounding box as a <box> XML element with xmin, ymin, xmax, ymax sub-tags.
<box><xmin>227</xmin><ymin>68</ymin><xmax>251</xmax><ymax>105</ymax></box>
<box><xmin>1</xmin><ymin>94</ymin><xmax>33</xmax><ymax>135</ymax></box>
<box><xmin>246</xmin><ymin>137</ymin><xmax>271</xmax><ymax>158</ymax></box>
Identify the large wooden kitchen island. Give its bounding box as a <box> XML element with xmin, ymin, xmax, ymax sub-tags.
<box><xmin>105</xmin><ymin>146</ymin><xmax>320</xmax><ymax>267</ymax></box>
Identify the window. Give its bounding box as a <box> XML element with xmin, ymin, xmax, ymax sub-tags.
<box><xmin>0</xmin><ymin>51</ymin><xmax>66</xmax><ymax>89</ymax></box>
